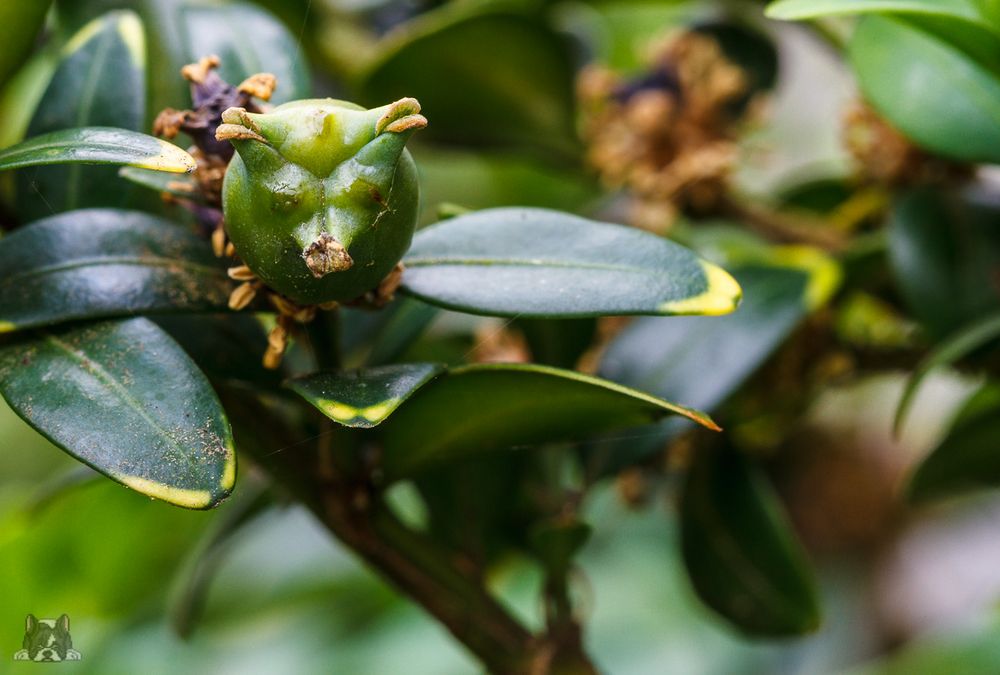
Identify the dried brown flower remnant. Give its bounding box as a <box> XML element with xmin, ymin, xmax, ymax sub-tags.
<box><xmin>153</xmin><ymin>55</ymin><xmax>275</xmax><ymax>209</ymax></box>
<box><xmin>579</xmin><ymin>31</ymin><xmax>753</xmax><ymax>233</ymax></box>
<box><xmin>843</xmin><ymin>101</ymin><xmax>969</xmax><ymax>186</ymax></box>
<box><xmin>346</xmin><ymin>262</ymin><xmax>406</xmax><ymax>309</ymax></box>
<box><xmin>238</xmin><ymin>73</ymin><xmax>277</xmax><ymax>101</ymax></box>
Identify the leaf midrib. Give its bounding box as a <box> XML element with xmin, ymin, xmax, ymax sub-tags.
<box><xmin>0</xmin><ymin>255</ymin><xmax>227</xmax><ymax>289</ymax></box>
<box><xmin>0</xmin><ymin>137</ymin><xmax>154</xmax><ymax>169</ymax></box>
<box><xmin>404</xmin><ymin>256</ymin><xmax>675</xmax><ymax>276</ymax></box>
<box><xmin>694</xmin><ymin>480</ymin><xmax>810</xmax><ymax>625</ymax></box>
<box><xmin>42</xmin><ymin>330</ymin><xmax>195</xmax><ymax>470</ymax></box>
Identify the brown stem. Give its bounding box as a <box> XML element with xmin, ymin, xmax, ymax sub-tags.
<box><xmin>255</xmin><ymin>422</ymin><xmax>537</xmax><ymax>672</ymax></box>
<box><xmin>316</xmin><ymin>482</ymin><xmax>537</xmax><ymax>672</ymax></box>
<box><xmin>719</xmin><ymin>196</ymin><xmax>849</xmax><ymax>252</ymax></box>
<box><xmin>236</xmin><ymin>385</ymin><xmax>600</xmax><ymax>673</ymax></box>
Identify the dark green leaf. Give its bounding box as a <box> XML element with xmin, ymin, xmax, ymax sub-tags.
<box><xmin>593</xmin><ymin>266</ymin><xmax>811</xmax><ymax>474</ymax></box>
<box><xmin>0</xmin><ymin>127</ymin><xmax>195</xmax><ymax>173</ymax></box>
<box><xmin>0</xmin><ymin>0</ymin><xmax>53</xmax><ymax>89</ymax></box>
<box><xmin>402</xmin><ymin>208</ymin><xmax>742</xmax><ymax>318</ymax></box>
<box><xmin>681</xmin><ymin>446</ymin><xmax>821</xmax><ymax>637</ymax></box>
<box><xmin>377</xmin><ymin>363</ymin><xmax>718</xmax><ymax>480</ymax></box>
<box><xmin>286</xmin><ymin>363</ymin><xmax>446</xmax><ymax>428</ymax></box>
<box><xmin>777</xmin><ymin>176</ymin><xmax>854</xmax><ymax>214</ymax></box>
<box><xmin>16</xmin><ymin>11</ymin><xmax>149</xmax><ymax>221</ymax></box>
<box><xmin>895</xmin><ymin>312</ymin><xmax>1000</xmax><ymax>435</ymax></box>
<box><xmin>56</xmin><ymin>0</ymin><xmax>310</xmax><ymax>122</ymax></box>
<box><xmin>849</xmin><ymin>15</ymin><xmax>1000</xmax><ymax>163</ymax></box>
<box><xmin>179</xmin><ymin>2</ymin><xmax>310</xmax><ymax>103</ymax></box>
<box><xmin>888</xmin><ymin>188</ymin><xmax>1000</xmax><ymax>339</ymax></box>
<box><xmin>0</xmin><ymin>208</ymin><xmax>231</xmax><ymax>333</ymax></box>
<box><xmin>908</xmin><ymin>382</ymin><xmax>1000</xmax><ymax>503</ymax></box>
<box><xmin>0</xmin><ymin>318</ymin><xmax>236</xmax><ymax>509</ymax></box>
<box><xmin>357</xmin><ymin>4</ymin><xmax>578</xmax><ymax>157</ymax></box>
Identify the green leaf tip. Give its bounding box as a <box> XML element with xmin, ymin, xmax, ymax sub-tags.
<box><xmin>402</xmin><ymin>207</ymin><xmax>743</xmax><ymax>318</ymax></box>
<box><xmin>453</xmin><ymin>362</ymin><xmax>723</xmax><ymax>432</ymax></box>
<box><xmin>0</xmin><ymin>127</ymin><xmax>196</xmax><ymax>174</ymax></box>
<box><xmin>286</xmin><ymin>363</ymin><xmax>446</xmax><ymax>429</ymax></box>
<box><xmin>145</xmin><ymin>137</ymin><xmax>197</xmax><ymax>173</ymax></box>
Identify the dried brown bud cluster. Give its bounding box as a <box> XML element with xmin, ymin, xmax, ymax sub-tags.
<box><xmin>578</xmin><ymin>31</ymin><xmax>754</xmax><ymax>233</ymax></box>
<box><xmin>154</xmin><ymin>55</ymin><xmax>276</xmax><ymax>208</ymax></box>
<box><xmin>843</xmin><ymin>101</ymin><xmax>969</xmax><ymax>187</ymax></box>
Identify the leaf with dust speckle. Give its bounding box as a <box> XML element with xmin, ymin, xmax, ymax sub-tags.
<box><xmin>0</xmin><ymin>318</ymin><xmax>236</xmax><ymax>509</ymax></box>
<box><xmin>0</xmin><ymin>208</ymin><xmax>232</xmax><ymax>333</ymax></box>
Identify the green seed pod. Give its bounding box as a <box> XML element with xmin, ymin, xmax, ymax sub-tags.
<box><xmin>218</xmin><ymin>97</ymin><xmax>426</xmax><ymax>305</ymax></box>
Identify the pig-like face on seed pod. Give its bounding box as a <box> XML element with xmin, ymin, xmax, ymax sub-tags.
<box><xmin>218</xmin><ymin>98</ymin><xmax>426</xmax><ymax>305</ymax></box>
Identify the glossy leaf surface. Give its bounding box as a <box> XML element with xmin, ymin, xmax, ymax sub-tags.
<box><xmin>888</xmin><ymin>188</ymin><xmax>1000</xmax><ymax>339</ymax></box>
<box><xmin>287</xmin><ymin>363</ymin><xmax>446</xmax><ymax>429</ymax></box>
<box><xmin>767</xmin><ymin>0</ymin><xmax>998</xmax><ymax>31</ymax></box>
<box><xmin>0</xmin><ymin>209</ymin><xmax>230</xmax><ymax>332</ymax></box>
<box><xmin>402</xmin><ymin>208</ymin><xmax>741</xmax><ymax>318</ymax></box>
<box><xmin>0</xmin><ymin>127</ymin><xmax>195</xmax><ymax>174</ymax></box>
<box><xmin>0</xmin><ymin>318</ymin><xmax>235</xmax><ymax>509</ymax></box>
<box><xmin>849</xmin><ymin>15</ymin><xmax>1000</xmax><ymax>163</ymax></box>
<box><xmin>16</xmin><ymin>11</ymin><xmax>148</xmax><ymax>221</ymax></box>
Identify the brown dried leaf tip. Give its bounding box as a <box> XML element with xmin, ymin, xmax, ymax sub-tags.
<box><xmin>578</xmin><ymin>30</ymin><xmax>755</xmax><ymax>233</ymax></box>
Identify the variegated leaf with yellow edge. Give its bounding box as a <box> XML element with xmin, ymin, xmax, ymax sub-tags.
<box><xmin>401</xmin><ymin>207</ymin><xmax>742</xmax><ymax>318</ymax></box>
<box><xmin>0</xmin><ymin>318</ymin><xmax>236</xmax><ymax>509</ymax></box>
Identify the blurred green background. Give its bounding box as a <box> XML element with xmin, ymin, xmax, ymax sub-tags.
<box><xmin>5</xmin><ymin>0</ymin><xmax>1000</xmax><ymax>673</ymax></box>
<box><xmin>3</xmin><ymin>373</ymin><xmax>999</xmax><ymax>675</ymax></box>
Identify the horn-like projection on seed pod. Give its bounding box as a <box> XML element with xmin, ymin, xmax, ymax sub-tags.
<box><xmin>217</xmin><ymin>98</ymin><xmax>426</xmax><ymax>305</ymax></box>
